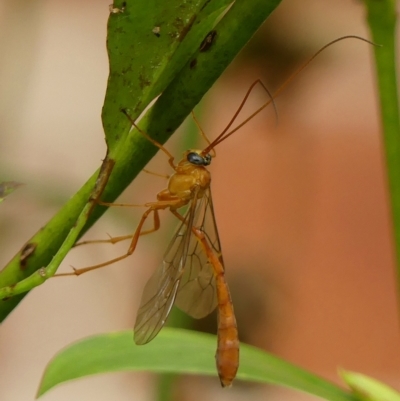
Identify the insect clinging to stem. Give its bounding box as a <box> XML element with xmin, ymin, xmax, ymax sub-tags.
<box><xmin>59</xmin><ymin>77</ymin><xmax>274</xmax><ymax>387</ymax></box>
<box><xmin>60</xmin><ymin>35</ymin><xmax>376</xmax><ymax>387</ymax></box>
<box><xmin>63</xmin><ymin>78</ymin><xmax>274</xmax><ymax>387</ymax></box>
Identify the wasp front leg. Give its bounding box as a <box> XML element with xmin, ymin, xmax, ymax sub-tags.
<box><xmin>56</xmin><ymin>198</ymin><xmax>182</xmax><ymax>277</ymax></box>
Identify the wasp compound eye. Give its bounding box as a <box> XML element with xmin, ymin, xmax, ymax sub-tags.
<box><xmin>187</xmin><ymin>152</ymin><xmax>208</xmax><ymax>166</ymax></box>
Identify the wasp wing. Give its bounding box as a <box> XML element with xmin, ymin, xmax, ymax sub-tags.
<box><xmin>175</xmin><ymin>188</ymin><xmax>222</xmax><ymax>318</ymax></box>
<box><xmin>134</xmin><ymin>188</ymin><xmax>201</xmax><ymax>345</ymax></box>
<box><xmin>134</xmin><ymin>187</ymin><xmax>223</xmax><ymax>344</ymax></box>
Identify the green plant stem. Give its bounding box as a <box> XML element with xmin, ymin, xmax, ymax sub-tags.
<box><xmin>364</xmin><ymin>1</ymin><xmax>400</xmax><ymax>312</ymax></box>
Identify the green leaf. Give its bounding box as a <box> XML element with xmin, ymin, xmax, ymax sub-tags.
<box><xmin>38</xmin><ymin>328</ymin><xmax>356</xmax><ymax>401</ymax></box>
<box><xmin>341</xmin><ymin>369</ymin><xmax>400</xmax><ymax>401</ymax></box>
<box><xmin>363</xmin><ymin>0</ymin><xmax>400</xmax><ymax>309</ymax></box>
<box><xmin>103</xmin><ymin>0</ymin><xmax>232</xmax><ymax>151</ymax></box>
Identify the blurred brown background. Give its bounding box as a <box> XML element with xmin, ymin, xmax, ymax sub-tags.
<box><xmin>0</xmin><ymin>0</ymin><xmax>399</xmax><ymax>400</ymax></box>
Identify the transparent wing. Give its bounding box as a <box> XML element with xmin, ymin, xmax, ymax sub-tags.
<box><xmin>134</xmin><ymin>187</ymin><xmax>223</xmax><ymax>344</ymax></box>
<box><xmin>134</xmin><ymin>189</ymin><xmax>200</xmax><ymax>345</ymax></box>
<box><xmin>175</xmin><ymin>188</ymin><xmax>222</xmax><ymax>318</ymax></box>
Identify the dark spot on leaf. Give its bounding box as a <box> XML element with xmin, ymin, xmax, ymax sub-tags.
<box><xmin>200</xmin><ymin>30</ymin><xmax>217</xmax><ymax>52</ymax></box>
<box><xmin>20</xmin><ymin>242</ymin><xmax>37</xmax><ymax>270</ymax></box>
<box><xmin>190</xmin><ymin>58</ymin><xmax>197</xmax><ymax>69</ymax></box>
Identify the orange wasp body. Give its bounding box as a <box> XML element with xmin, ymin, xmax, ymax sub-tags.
<box><xmin>107</xmin><ymin>78</ymin><xmax>276</xmax><ymax>386</ymax></box>
<box><xmin>67</xmin><ymin>112</ymin><xmax>253</xmax><ymax>386</ymax></box>
<box><xmin>132</xmin><ymin>147</ymin><xmax>239</xmax><ymax>387</ymax></box>
<box><xmin>65</xmin><ymin>78</ymin><xmax>275</xmax><ymax>386</ymax></box>
<box><xmin>118</xmin><ymin>112</ymin><xmax>248</xmax><ymax>386</ymax></box>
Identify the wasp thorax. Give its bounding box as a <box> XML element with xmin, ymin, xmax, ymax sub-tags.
<box><xmin>187</xmin><ymin>151</ymin><xmax>211</xmax><ymax>166</ymax></box>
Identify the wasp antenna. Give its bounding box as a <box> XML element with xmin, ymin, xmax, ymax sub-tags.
<box><xmin>191</xmin><ymin>111</ymin><xmax>217</xmax><ymax>158</ymax></box>
<box><xmin>202</xmin><ymin>79</ymin><xmax>277</xmax><ymax>154</ymax></box>
<box><xmin>203</xmin><ymin>35</ymin><xmax>377</xmax><ymax>154</ymax></box>
<box><xmin>272</xmin><ymin>35</ymin><xmax>379</xmax><ymax>101</ymax></box>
